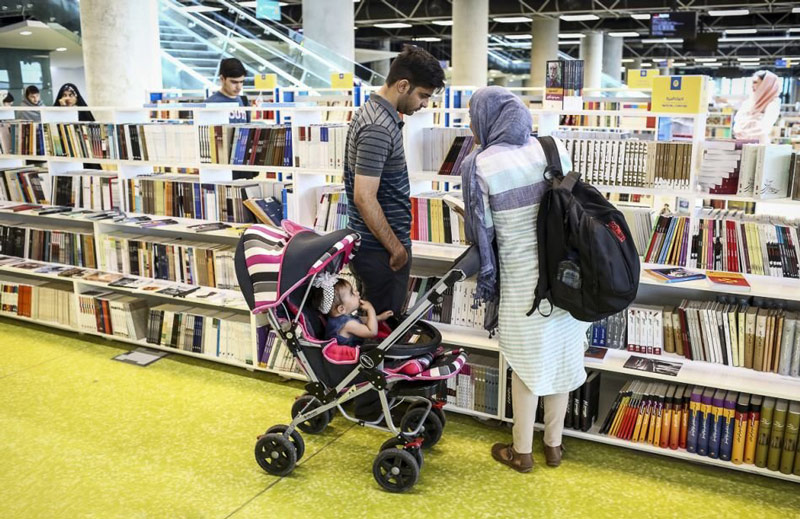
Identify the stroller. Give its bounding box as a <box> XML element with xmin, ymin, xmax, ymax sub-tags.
<box><xmin>234</xmin><ymin>222</ymin><xmax>479</xmax><ymax>492</ymax></box>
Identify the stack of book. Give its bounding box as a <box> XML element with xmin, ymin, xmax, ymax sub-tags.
<box><xmin>292</xmin><ymin>123</ymin><xmax>347</xmax><ymax>170</ymax></box>
<box><xmin>0</xmin><ymin>224</ymin><xmax>97</xmax><ymax>267</ymax></box>
<box><xmin>687</xmin><ymin>210</ymin><xmax>800</xmax><ymax>277</ymax></box>
<box><xmin>0</xmin><ymin>276</ymin><xmax>75</xmax><ymax>327</ymax></box>
<box><xmin>587</xmin><ymin>310</ymin><xmax>627</xmax><ymax>349</ymax></box>
<box><xmin>117</xmin><ymin>123</ymin><xmax>196</xmax><ymax>163</ymax></box>
<box><xmin>256</xmin><ymin>328</ymin><xmax>303</xmax><ymax>374</ymax></box>
<box><xmin>698</xmin><ymin>140</ymin><xmax>794</xmax><ymax>197</ymax></box>
<box><xmin>561</xmin><ymin>138</ymin><xmax>693</xmax><ymax>189</ymax></box>
<box><xmin>313</xmin><ymin>188</ymin><xmax>349</xmax><ymax>233</ymax></box>
<box><xmin>411</xmin><ymin>193</ymin><xmax>467</xmax><ymax>245</ymax></box>
<box><xmin>52</xmin><ymin>171</ymin><xmax>119</xmax><ymax>210</ymax></box>
<box><xmin>198</xmin><ymin>124</ymin><xmax>292</xmax><ymax>166</ymax></box>
<box><xmin>124</xmin><ymin>176</ymin><xmax>273</xmax><ymax>223</ymax></box>
<box><xmin>99</xmin><ymin>232</ymin><xmax>237</xmax><ymax>289</ymax></box>
<box><xmin>0</xmin><ymin>121</ymin><xmax>43</xmax><ymax>156</ymax></box>
<box><xmin>0</xmin><ymin>167</ymin><xmax>51</xmax><ymax>204</ymax></box>
<box><xmin>644</xmin><ymin>214</ymin><xmax>691</xmax><ymax>266</ymax></box>
<box><xmin>41</xmin><ymin>122</ymin><xmax>119</xmax><ymax>159</ymax></box>
<box><xmin>437</xmin><ymin>350</ymin><xmax>500</xmax><ymax>415</ymax></box>
<box><xmin>146</xmin><ymin>304</ymin><xmax>253</xmax><ymax>365</ymax></box>
<box><xmin>402</xmin><ymin>276</ymin><xmax>492</xmax><ymax>330</ymax></box>
<box><xmin>76</xmin><ymin>290</ymin><xmax>150</xmax><ymax>340</ymax></box>
<box><xmin>600</xmin><ymin>383</ymin><xmax>800</xmax><ymax>474</ymax></box>
<box><xmin>505</xmin><ymin>369</ymin><xmax>601</xmax><ymax>432</ymax></box>
<box><xmin>422</xmin><ymin>127</ymin><xmax>472</xmax><ymax>173</ymax></box>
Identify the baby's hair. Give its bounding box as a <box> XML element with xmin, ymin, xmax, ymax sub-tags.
<box><xmin>311</xmin><ymin>277</ymin><xmax>352</xmax><ymax>314</ymax></box>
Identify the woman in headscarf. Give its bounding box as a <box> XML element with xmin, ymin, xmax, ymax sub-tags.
<box><xmin>54</xmin><ymin>83</ymin><xmax>95</xmax><ymax>122</ymax></box>
<box><xmin>461</xmin><ymin>86</ymin><xmax>589</xmax><ymax>473</ymax></box>
<box><xmin>732</xmin><ymin>70</ymin><xmax>781</xmax><ymax>144</ymax></box>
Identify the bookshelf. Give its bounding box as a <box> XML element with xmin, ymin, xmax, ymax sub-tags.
<box><xmin>3</xmin><ymin>102</ymin><xmax>800</xmax><ymax>483</ymax></box>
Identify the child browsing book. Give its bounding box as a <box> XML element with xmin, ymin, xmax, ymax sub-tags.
<box><xmin>311</xmin><ymin>273</ymin><xmax>393</xmax><ymax>346</ymax></box>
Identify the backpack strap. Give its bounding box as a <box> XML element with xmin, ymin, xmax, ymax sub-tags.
<box><xmin>536</xmin><ymin>135</ymin><xmax>563</xmax><ymax>179</ymax></box>
<box><xmin>527</xmin><ymin>139</ymin><xmax>559</xmax><ymax>318</ymax></box>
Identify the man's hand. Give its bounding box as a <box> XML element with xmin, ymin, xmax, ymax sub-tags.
<box><xmin>389</xmin><ymin>246</ymin><xmax>408</xmax><ymax>271</ymax></box>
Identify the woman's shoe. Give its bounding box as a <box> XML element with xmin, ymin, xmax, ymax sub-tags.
<box><xmin>491</xmin><ymin>443</ymin><xmax>533</xmax><ymax>473</ymax></box>
<box><xmin>543</xmin><ymin>444</ymin><xmax>564</xmax><ymax>467</ymax></box>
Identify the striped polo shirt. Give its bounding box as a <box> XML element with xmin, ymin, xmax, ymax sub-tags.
<box><xmin>344</xmin><ymin>93</ymin><xmax>411</xmax><ymax>250</ymax></box>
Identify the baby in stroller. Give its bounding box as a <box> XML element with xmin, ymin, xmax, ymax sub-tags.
<box><xmin>235</xmin><ymin>222</ymin><xmax>479</xmax><ymax>492</ymax></box>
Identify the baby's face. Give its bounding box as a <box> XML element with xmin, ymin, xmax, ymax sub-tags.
<box><xmin>338</xmin><ymin>284</ymin><xmax>361</xmax><ymax>314</ymax></box>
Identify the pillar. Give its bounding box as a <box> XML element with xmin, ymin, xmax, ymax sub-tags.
<box><xmin>369</xmin><ymin>38</ymin><xmax>392</xmax><ymax>79</ymax></box>
<box><xmin>529</xmin><ymin>17</ymin><xmax>559</xmax><ymax>90</ymax></box>
<box><xmin>602</xmin><ymin>34</ymin><xmax>623</xmax><ymax>83</ymax></box>
<box><xmin>79</xmin><ymin>0</ymin><xmax>161</xmax><ymax>105</ymax></box>
<box><xmin>303</xmin><ymin>0</ymin><xmax>354</xmax><ymax>77</ymax></box>
<box><xmin>579</xmin><ymin>32</ymin><xmax>604</xmax><ymax>90</ymax></box>
<box><xmin>452</xmin><ymin>0</ymin><xmax>488</xmax><ymax>87</ymax></box>
<box><xmin>493</xmin><ymin>75</ymin><xmax>509</xmax><ymax>87</ymax></box>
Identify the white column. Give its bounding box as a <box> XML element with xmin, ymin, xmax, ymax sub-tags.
<box><xmin>579</xmin><ymin>31</ymin><xmax>604</xmax><ymax>90</ymax></box>
<box><xmin>530</xmin><ymin>17</ymin><xmax>559</xmax><ymax>90</ymax></box>
<box><xmin>452</xmin><ymin>0</ymin><xmax>488</xmax><ymax>87</ymax></box>
<box><xmin>79</xmin><ymin>0</ymin><xmax>161</xmax><ymax>105</ymax></box>
<box><xmin>303</xmin><ymin>0</ymin><xmax>354</xmax><ymax>74</ymax></box>
<box><xmin>370</xmin><ymin>38</ymin><xmax>392</xmax><ymax>79</ymax></box>
<box><xmin>602</xmin><ymin>34</ymin><xmax>624</xmax><ymax>83</ymax></box>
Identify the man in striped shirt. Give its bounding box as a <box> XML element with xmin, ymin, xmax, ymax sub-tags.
<box><xmin>345</xmin><ymin>46</ymin><xmax>445</xmax><ymax>318</ymax></box>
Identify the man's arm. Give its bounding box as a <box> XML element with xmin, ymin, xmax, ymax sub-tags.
<box><xmin>353</xmin><ymin>172</ymin><xmax>407</xmax><ymax>270</ymax></box>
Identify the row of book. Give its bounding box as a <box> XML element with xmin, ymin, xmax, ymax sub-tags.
<box><xmin>402</xmin><ymin>276</ymin><xmax>494</xmax><ymax>330</ymax></box>
<box><xmin>543</xmin><ymin>59</ymin><xmax>585</xmax><ymax>110</ymax></box>
<box><xmin>124</xmin><ymin>176</ymin><xmax>266</xmax><ymax>223</ymax></box>
<box><xmin>198</xmin><ymin>124</ymin><xmax>292</xmax><ymax>166</ymax></box>
<box><xmin>43</xmin><ymin>123</ymin><xmax>118</xmax><ymax>159</ymax></box>
<box><xmin>146</xmin><ymin>304</ymin><xmax>252</xmax><ymax>365</ymax></box>
<box><xmin>118</xmin><ymin>123</ymin><xmax>196</xmax><ymax>163</ymax></box>
<box><xmin>313</xmin><ymin>188</ymin><xmax>349</xmax><ymax>234</ymax></box>
<box><xmin>76</xmin><ymin>290</ymin><xmax>149</xmax><ymax>340</ymax></box>
<box><xmin>600</xmin><ymin>382</ymin><xmax>800</xmax><ymax>474</ymax></box>
<box><xmin>293</xmin><ymin>124</ymin><xmax>347</xmax><ymax>170</ymax></box>
<box><xmin>420</xmin><ymin>127</ymin><xmax>473</xmax><ymax>174</ymax></box>
<box><xmin>0</xmin><ymin>167</ymin><xmax>50</xmax><ymax>204</ymax></box>
<box><xmin>0</xmin><ymin>224</ymin><xmax>97</xmax><ymax>268</ymax></box>
<box><xmin>99</xmin><ymin>233</ymin><xmax>238</xmax><ymax>289</ymax></box>
<box><xmin>0</xmin><ymin>121</ymin><xmax>42</xmax><ymax>156</ymax></box>
<box><xmin>561</xmin><ymin>137</ymin><xmax>693</xmax><ymax>189</ymax></box>
<box><xmin>619</xmin><ymin>207</ymin><xmax>654</xmax><ymax>257</ymax></box>
<box><xmin>0</xmin><ymin>277</ymin><xmax>75</xmax><ymax>327</ymax></box>
<box><xmin>644</xmin><ymin>211</ymin><xmax>800</xmax><ymax>278</ymax></box>
<box><xmin>53</xmin><ymin>171</ymin><xmax>120</xmax><ymax>211</ymax></box>
<box><xmin>698</xmin><ymin>140</ymin><xmax>796</xmax><ymax>198</ymax></box>
<box><xmin>257</xmin><ymin>329</ymin><xmax>302</xmax><ymax>374</ymax></box>
<box><xmin>505</xmin><ymin>369</ymin><xmax>601</xmax><ymax>433</ymax></box>
<box><xmin>437</xmin><ymin>351</ymin><xmax>500</xmax><ymax>416</ymax></box>
<box><xmin>411</xmin><ymin>193</ymin><xmax>467</xmax><ymax>245</ymax></box>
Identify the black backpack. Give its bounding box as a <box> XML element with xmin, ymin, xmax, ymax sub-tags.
<box><xmin>528</xmin><ymin>136</ymin><xmax>640</xmax><ymax>322</ymax></box>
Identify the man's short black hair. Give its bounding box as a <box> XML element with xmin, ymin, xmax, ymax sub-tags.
<box><xmin>218</xmin><ymin>58</ymin><xmax>246</xmax><ymax>78</ymax></box>
<box><xmin>386</xmin><ymin>45</ymin><xmax>445</xmax><ymax>92</ymax></box>
<box><xmin>3</xmin><ymin>93</ymin><xmax>13</xmax><ymax>103</ymax></box>
<box><xmin>25</xmin><ymin>85</ymin><xmax>40</xmax><ymax>96</ymax></box>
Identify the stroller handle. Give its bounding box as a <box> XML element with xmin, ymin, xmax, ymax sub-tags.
<box><xmin>452</xmin><ymin>245</ymin><xmax>480</xmax><ymax>281</ymax></box>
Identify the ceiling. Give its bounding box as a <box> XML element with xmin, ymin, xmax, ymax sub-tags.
<box><xmin>0</xmin><ymin>19</ymin><xmax>83</xmax><ymax>67</ymax></box>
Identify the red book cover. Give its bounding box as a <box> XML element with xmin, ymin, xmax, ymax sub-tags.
<box><xmin>707</xmin><ymin>271</ymin><xmax>751</xmax><ymax>291</ymax></box>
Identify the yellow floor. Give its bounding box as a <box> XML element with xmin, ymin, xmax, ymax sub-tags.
<box><xmin>1</xmin><ymin>318</ymin><xmax>799</xmax><ymax>519</ymax></box>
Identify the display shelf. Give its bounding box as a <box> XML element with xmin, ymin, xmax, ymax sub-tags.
<box><xmin>584</xmin><ymin>347</ymin><xmax>800</xmax><ymax>402</ymax></box>
<box><xmin>411</xmin><ymin>241</ymin><xmax>467</xmax><ymax>262</ymax></box>
<box><xmin>640</xmin><ymin>262</ymin><xmax>800</xmax><ymax>301</ymax></box>
<box><xmin>435</xmin><ymin>322</ymin><xmax>499</xmax><ymax>352</ymax></box>
<box><xmin>0</xmin><ymin>313</ymin><xmax>78</xmax><ymax>334</ymax></box>
<box><xmin>442</xmin><ymin>404</ymin><xmax>500</xmax><ymax>421</ymax></box>
<box><xmin>409</xmin><ymin>172</ymin><xmax>462</xmax><ymax>183</ymax></box>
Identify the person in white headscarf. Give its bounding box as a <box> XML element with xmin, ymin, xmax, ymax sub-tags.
<box><xmin>733</xmin><ymin>70</ymin><xmax>782</xmax><ymax>144</ymax></box>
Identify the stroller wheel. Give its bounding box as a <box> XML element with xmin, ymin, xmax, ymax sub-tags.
<box><xmin>265</xmin><ymin>425</ymin><xmax>305</xmax><ymax>461</ymax></box>
<box><xmin>409</xmin><ymin>401</ymin><xmax>447</xmax><ymax>429</ymax></box>
<box><xmin>379</xmin><ymin>437</ymin><xmax>424</xmax><ymax>469</ymax></box>
<box><xmin>372</xmin><ymin>448</ymin><xmax>419</xmax><ymax>493</ymax></box>
<box><xmin>400</xmin><ymin>407</ymin><xmax>444</xmax><ymax>449</ymax></box>
<box><xmin>291</xmin><ymin>394</ymin><xmax>331</xmax><ymax>434</ymax></box>
<box><xmin>254</xmin><ymin>433</ymin><xmax>297</xmax><ymax>477</ymax></box>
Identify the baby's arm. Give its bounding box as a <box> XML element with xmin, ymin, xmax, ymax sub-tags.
<box><xmin>343</xmin><ymin>301</ymin><xmax>378</xmax><ymax>338</ymax></box>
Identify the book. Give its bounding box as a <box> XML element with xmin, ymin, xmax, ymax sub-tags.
<box><xmin>731</xmin><ymin>392</ymin><xmax>749</xmax><ymax>464</ymax></box>
<box><xmin>584</xmin><ymin>346</ymin><xmax>608</xmax><ymax>360</ymax></box>
<box><xmin>780</xmin><ymin>401</ymin><xmax>800</xmax><ymax>474</ymax></box>
<box><xmin>767</xmin><ymin>399</ymin><xmax>789</xmax><ymax>471</ymax></box>
<box><xmin>622</xmin><ymin>356</ymin><xmax>682</xmax><ymax>376</ymax></box>
<box><xmin>644</xmin><ymin>268</ymin><xmax>706</xmax><ymax>283</ymax></box>
<box><xmin>744</xmin><ymin>394</ymin><xmax>762</xmax><ymax>464</ymax></box>
<box><xmin>706</xmin><ymin>271</ymin><xmax>751</xmax><ymax>292</ymax></box>
<box><xmin>754</xmin><ymin>396</ymin><xmax>775</xmax><ymax>468</ymax></box>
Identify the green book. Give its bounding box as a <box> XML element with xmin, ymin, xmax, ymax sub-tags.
<box><xmin>767</xmin><ymin>399</ymin><xmax>789</xmax><ymax>471</ymax></box>
<box><xmin>781</xmin><ymin>401</ymin><xmax>800</xmax><ymax>475</ymax></box>
<box><xmin>754</xmin><ymin>396</ymin><xmax>776</xmax><ymax>468</ymax></box>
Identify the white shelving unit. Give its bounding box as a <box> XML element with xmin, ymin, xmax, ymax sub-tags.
<box><xmin>3</xmin><ymin>101</ymin><xmax>800</xmax><ymax>483</ymax></box>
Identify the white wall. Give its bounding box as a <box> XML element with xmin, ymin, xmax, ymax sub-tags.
<box><xmin>50</xmin><ymin>67</ymin><xmax>87</xmax><ymax>98</ymax></box>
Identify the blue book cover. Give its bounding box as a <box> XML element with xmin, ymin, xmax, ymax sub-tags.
<box><xmin>708</xmin><ymin>389</ymin><xmax>726</xmax><ymax>459</ymax></box>
<box><xmin>697</xmin><ymin>388</ymin><xmax>715</xmax><ymax>456</ymax></box>
<box><xmin>657</xmin><ymin>217</ymin><xmax>678</xmax><ymax>265</ymax></box>
<box><xmin>687</xmin><ymin>387</ymin><xmax>703</xmax><ymax>454</ymax></box>
<box><xmin>719</xmin><ymin>391</ymin><xmax>738</xmax><ymax>461</ymax></box>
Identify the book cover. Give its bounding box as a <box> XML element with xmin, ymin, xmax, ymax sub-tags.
<box><xmin>687</xmin><ymin>386</ymin><xmax>703</xmax><ymax>454</ymax></box>
<box><xmin>731</xmin><ymin>392</ymin><xmax>750</xmax><ymax>464</ymax></box>
<box><xmin>754</xmin><ymin>396</ymin><xmax>775</xmax><ymax>468</ymax></box>
<box><xmin>706</xmin><ymin>271</ymin><xmax>751</xmax><ymax>291</ymax></box>
<box><xmin>767</xmin><ymin>399</ymin><xmax>788</xmax><ymax>471</ymax></box>
<box><xmin>719</xmin><ymin>390</ymin><xmax>737</xmax><ymax>461</ymax></box>
<box><xmin>697</xmin><ymin>387</ymin><xmax>715</xmax><ymax>456</ymax></box>
<box><xmin>780</xmin><ymin>401</ymin><xmax>800</xmax><ymax>474</ymax></box>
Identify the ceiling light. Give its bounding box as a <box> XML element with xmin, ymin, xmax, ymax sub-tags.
<box><xmin>559</xmin><ymin>14</ymin><xmax>599</xmax><ymax>22</ymax></box>
<box><xmin>55</xmin><ymin>47</ymin><xmax>67</xmax><ymax>52</ymax></box>
<box><xmin>725</xmin><ymin>29</ymin><xmax>757</xmax><ymax>34</ymax></box>
<box><xmin>631</xmin><ymin>14</ymin><xmax>650</xmax><ymax>20</ymax></box>
<box><xmin>431</xmin><ymin>20</ymin><xmax>453</xmax><ymax>26</ymax></box>
<box><xmin>412</xmin><ymin>37</ymin><xmax>441</xmax><ymax>42</ymax></box>
<box><xmin>641</xmin><ymin>38</ymin><xmax>683</xmax><ymax>44</ymax></box>
<box><xmin>374</xmin><ymin>22</ymin><xmax>412</xmax><ymax>29</ymax></box>
<box><xmin>793</xmin><ymin>8</ymin><xmax>800</xmax><ymax>13</ymax></box>
<box><xmin>558</xmin><ymin>33</ymin><xmax>585</xmax><ymax>39</ymax></box>
<box><xmin>705</xmin><ymin>63</ymin><xmax>723</xmax><ymax>67</ymax></box>
<box><xmin>741</xmin><ymin>63</ymin><xmax>760</xmax><ymax>67</ymax></box>
<box><xmin>694</xmin><ymin>58</ymin><xmax>718</xmax><ymax>62</ymax></box>
<box><xmin>708</xmin><ymin>9</ymin><xmax>749</xmax><ymax>16</ymax></box>
<box><xmin>737</xmin><ymin>57</ymin><xmax>760</xmax><ymax>61</ymax></box>
<box><xmin>721</xmin><ymin>35</ymin><xmax>800</xmax><ymax>42</ymax></box>
<box><xmin>608</xmin><ymin>32</ymin><xmax>640</xmax><ymax>37</ymax></box>
<box><xmin>20</xmin><ymin>30</ymin><xmax>32</xmax><ymax>35</ymax></box>
<box><xmin>179</xmin><ymin>5</ymin><xmax>222</xmax><ymax>12</ymax></box>
<box><xmin>672</xmin><ymin>62</ymin><xmax>687</xmax><ymax>67</ymax></box>
<box><xmin>621</xmin><ymin>58</ymin><xmax>635</xmax><ymax>63</ymax></box>
<box><xmin>505</xmin><ymin>34</ymin><xmax>532</xmax><ymax>40</ymax></box>
<box><xmin>640</xmin><ymin>63</ymin><xmax>652</xmax><ymax>67</ymax></box>
<box><xmin>789</xmin><ymin>28</ymin><xmax>800</xmax><ymax>32</ymax></box>
<box><xmin>493</xmin><ymin>16</ymin><xmax>532</xmax><ymax>23</ymax></box>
